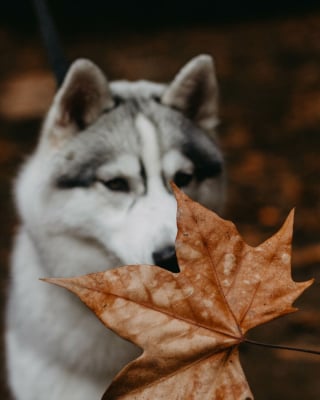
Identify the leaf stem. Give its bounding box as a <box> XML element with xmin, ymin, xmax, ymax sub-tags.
<box><xmin>243</xmin><ymin>339</ymin><xmax>320</xmax><ymax>356</ymax></box>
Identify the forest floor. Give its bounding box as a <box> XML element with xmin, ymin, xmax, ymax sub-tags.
<box><xmin>0</xmin><ymin>9</ymin><xmax>320</xmax><ymax>399</ymax></box>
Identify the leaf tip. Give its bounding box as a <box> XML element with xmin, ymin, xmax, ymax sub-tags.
<box><xmin>301</xmin><ymin>277</ymin><xmax>315</xmax><ymax>292</ymax></box>
<box><xmin>40</xmin><ymin>276</ymin><xmax>57</xmax><ymax>285</ymax></box>
<box><xmin>40</xmin><ymin>276</ymin><xmax>76</xmax><ymax>292</ymax></box>
<box><xmin>287</xmin><ymin>207</ymin><xmax>295</xmax><ymax>225</ymax></box>
<box><xmin>282</xmin><ymin>208</ymin><xmax>295</xmax><ymax>233</ymax></box>
<box><xmin>271</xmin><ymin>208</ymin><xmax>295</xmax><ymax>247</ymax></box>
<box><xmin>171</xmin><ymin>181</ymin><xmax>183</xmax><ymax>201</ymax></box>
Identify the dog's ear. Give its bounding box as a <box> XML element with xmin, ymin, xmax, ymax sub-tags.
<box><xmin>45</xmin><ymin>59</ymin><xmax>113</xmax><ymax>140</ymax></box>
<box><xmin>161</xmin><ymin>55</ymin><xmax>218</xmax><ymax>131</ymax></box>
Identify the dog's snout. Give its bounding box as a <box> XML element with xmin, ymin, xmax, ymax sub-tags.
<box><xmin>152</xmin><ymin>245</ymin><xmax>180</xmax><ymax>273</ymax></box>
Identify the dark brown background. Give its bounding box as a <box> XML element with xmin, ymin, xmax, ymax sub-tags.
<box><xmin>1</xmin><ymin>2</ymin><xmax>320</xmax><ymax>399</ymax></box>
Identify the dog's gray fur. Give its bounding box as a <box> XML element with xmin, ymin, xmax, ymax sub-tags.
<box><xmin>6</xmin><ymin>55</ymin><xmax>225</xmax><ymax>399</ymax></box>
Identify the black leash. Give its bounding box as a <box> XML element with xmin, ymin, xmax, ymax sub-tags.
<box><xmin>31</xmin><ymin>0</ymin><xmax>69</xmax><ymax>87</ymax></box>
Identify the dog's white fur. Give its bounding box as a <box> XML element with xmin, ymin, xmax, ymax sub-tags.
<box><xmin>6</xmin><ymin>55</ymin><xmax>225</xmax><ymax>399</ymax></box>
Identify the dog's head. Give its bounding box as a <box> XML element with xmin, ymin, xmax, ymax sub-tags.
<box><xmin>16</xmin><ymin>55</ymin><xmax>225</xmax><ymax>275</ymax></box>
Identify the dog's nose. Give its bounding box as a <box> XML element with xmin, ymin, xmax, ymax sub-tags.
<box><xmin>152</xmin><ymin>245</ymin><xmax>180</xmax><ymax>273</ymax></box>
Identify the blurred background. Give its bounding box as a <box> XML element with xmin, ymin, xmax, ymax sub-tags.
<box><xmin>1</xmin><ymin>0</ymin><xmax>320</xmax><ymax>398</ymax></box>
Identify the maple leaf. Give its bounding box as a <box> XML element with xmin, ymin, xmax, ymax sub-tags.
<box><xmin>44</xmin><ymin>185</ymin><xmax>313</xmax><ymax>400</ymax></box>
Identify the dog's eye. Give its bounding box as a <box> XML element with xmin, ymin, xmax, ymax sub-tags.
<box><xmin>103</xmin><ymin>178</ymin><xmax>130</xmax><ymax>192</ymax></box>
<box><xmin>173</xmin><ymin>171</ymin><xmax>193</xmax><ymax>188</ymax></box>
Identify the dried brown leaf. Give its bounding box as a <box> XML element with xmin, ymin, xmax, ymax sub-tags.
<box><xmin>44</xmin><ymin>185</ymin><xmax>313</xmax><ymax>400</ymax></box>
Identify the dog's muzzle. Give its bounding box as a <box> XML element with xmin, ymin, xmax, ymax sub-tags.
<box><xmin>152</xmin><ymin>245</ymin><xmax>180</xmax><ymax>273</ymax></box>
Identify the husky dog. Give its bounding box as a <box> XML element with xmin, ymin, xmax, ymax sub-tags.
<box><xmin>5</xmin><ymin>54</ymin><xmax>225</xmax><ymax>399</ymax></box>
